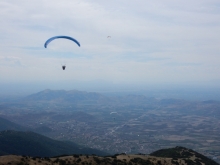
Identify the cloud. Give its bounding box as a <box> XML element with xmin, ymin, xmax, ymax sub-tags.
<box><xmin>0</xmin><ymin>0</ymin><xmax>220</xmax><ymax>89</ymax></box>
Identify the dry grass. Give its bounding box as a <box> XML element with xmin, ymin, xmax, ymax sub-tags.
<box><xmin>0</xmin><ymin>153</ymin><xmax>215</xmax><ymax>165</ymax></box>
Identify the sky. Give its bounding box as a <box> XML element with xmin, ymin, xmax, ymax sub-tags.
<box><xmin>0</xmin><ymin>0</ymin><xmax>220</xmax><ymax>94</ymax></box>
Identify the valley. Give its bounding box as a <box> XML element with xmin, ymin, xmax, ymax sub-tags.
<box><xmin>0</xmin><ymin>90</ymin><xmax>220</xmax><ymax>163</ymax></box>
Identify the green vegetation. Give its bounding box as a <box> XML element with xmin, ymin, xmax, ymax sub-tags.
<box><xmin>150</xmin><ymin>146</ymin><xmax>219</xmax><ymax>165</ymax></box>
<box><xmin>150</xmin><ymin>146</ymin><xmax>193</xmax><ymax>158</ymax></box>
<box><xmin>130</xmin><ymin>158</ymin><xmax>153</xmax><ymax>164</ymax></box>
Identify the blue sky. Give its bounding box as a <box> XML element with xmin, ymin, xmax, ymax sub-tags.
<box><xmin>0</xmin><ymin>0</ymin><xmax>220</xmax><ymax>93</ymax></box>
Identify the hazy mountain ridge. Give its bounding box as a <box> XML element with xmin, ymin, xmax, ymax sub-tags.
<box><xmin>0</xmin><ymin>115</ymin><xmax>51</xmax><ymax>134</ymax></box>
<box><xmin>0</xmin><ymin>116</ymin><xmax>28</xmax><ymax>131</ymax></box>
<box><xmin>0</xmin><ymin>146</ymin><xmax>218</xmax><ymax>165</ymax></box>
<box><xmin>24</xmin><ymin>89</ymin><xmax>110</xmax><ymax>103</ymax></box>
<box><xmin>23</xmin><ymin>89</ymin><xmax>159</xmax><ymax>104</ymax></box>
<box><xmin>0</xmin><ymin>130</ymin><xmax>108</xmax><ymax>157</ymax></box>
<box><xmin>24</xmin><ymin>89</ymin><xmax>215</xmax><ymax>104</ymax></box>
<box><xmin>21</xmin><ymin>89</ymin><xmax>220</xmax><ymax>115</ymax></box>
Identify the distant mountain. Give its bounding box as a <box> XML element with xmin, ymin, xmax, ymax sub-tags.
<box><xmin>23</xmin><ymin>89</ymin><xmax>158</xmax><ymax>106</ymax></box>
<box><xmin>24</xmin><ymin>89</ymin><xmax>110</xmax><ymax>103</ymax></box>
<box><xmin>0</xmin><ymin>130</ymin><xmax>108</xmax><ymax>157</ymax></box>
<box><xmin>0</xmin><ymin>146</ymin><xmax>218</xmax><ymax>165</ymax></box>
<box><xmin>0</xmin><ymin>116</ymin><xmax>28</xmax><ymax>131</ymax></box>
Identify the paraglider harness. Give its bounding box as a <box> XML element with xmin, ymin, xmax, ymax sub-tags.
<box><xmin>62</xmin><ymin>65</ymin><xmax>66</xmax><ymax>70</ymax></box>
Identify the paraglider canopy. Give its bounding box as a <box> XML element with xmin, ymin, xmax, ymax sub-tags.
<box><xmin>44</xmin><ymin>36</ymin><xmax>80</xmax><ymax>48</ymax></box>
<box><xmin>110</xmin><ymin>112</ymin><xmax>118</xmax><ymax>114</ymax></box>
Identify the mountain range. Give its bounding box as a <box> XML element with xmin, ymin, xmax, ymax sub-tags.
<box><xmin>23</xmin><ymin>89</ymin><xmax>110</xmax><ymax>103</ymax></box>
<box><xmin>22</xmin><ymin>89</ymin><xmax>161</xmax><ymax>103</ymax></box>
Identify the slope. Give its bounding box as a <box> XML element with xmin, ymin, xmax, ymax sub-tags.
<box><xmin>0</xmin><ymin>130</ymin><xmax>108</xmax><ymax>157</ymax></box>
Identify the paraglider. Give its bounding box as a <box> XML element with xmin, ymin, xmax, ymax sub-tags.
<box><xmin>44</xmin><ymin>35</ymin><xmax>80</xmax><ymax>70</ymax></box>
<box><xmin>110</xmin><ymin>112</ymin><xmax>118</xmax><ymax>121</ymax></box>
